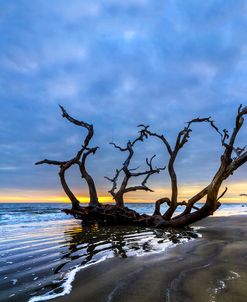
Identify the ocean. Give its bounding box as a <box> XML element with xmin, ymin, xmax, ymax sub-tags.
<box><xmin>0</xmin><ymin>202</ymin><xmax>246</xmax><ymax>302</ymax></box>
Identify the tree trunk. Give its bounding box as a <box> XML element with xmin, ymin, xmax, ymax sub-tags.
<box><xmin>153</xmin><ymin>197</ymin><xmax>170</xmax><ymax>215</ymax></box>
<box><xmin>80</xmin><ymin>165</ymin><xmax>99</xmax><ymax>207</ymax></box>
<box><xmin>114</xmin><ymin>193</ymin><xmax>124</xmax><ymax>207</ymax></box>
<box><xmin>163</xmin><ymin>157</ymin><xmax>177</xmax><ymax>219</ymax></box>
<box><xmin>59</xmin><ymin>169</ymin><xmax>80</xmax><ymax>210</ymax></box>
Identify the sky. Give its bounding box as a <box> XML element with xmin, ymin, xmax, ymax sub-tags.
<box><xmin>0</xmin><ymin>0</ymin><xmax>247</xmax><ymax>203</ymax></box>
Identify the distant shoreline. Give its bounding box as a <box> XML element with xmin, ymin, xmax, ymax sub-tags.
<box><xmin>0</xmin><ymin>201</ymin><xmax>247</xmax><ymax>204</ymax></box>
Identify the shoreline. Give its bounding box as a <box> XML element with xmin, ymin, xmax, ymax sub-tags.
<box><xmin>1</xmin><ymin>210</ymin><xmax>246</xmax><ymax>302</ymax></box>
<box><xmin>47</xmin><ymin>215</ymin><xmax>247</xmax><ymax>302</ymax></box>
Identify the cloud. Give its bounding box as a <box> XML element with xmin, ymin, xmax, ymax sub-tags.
<box><xmin>123</xmin><ymin>29</ymin><xmax>136</xmax><ymax>41</ymax></box>
<box><xmin>0</xmin><ymin>165</ymin><xmax>20</xmax><ymax>171</ymax></box>
<box><xmin>0</xmin><ymin>0</ymin><xmax>247</xmax><ymax>200</ymax></box>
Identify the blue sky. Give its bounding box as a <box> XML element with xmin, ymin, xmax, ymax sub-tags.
<box><xmin>0</xmin><ymin>0</ymin><xmax>247</xmax><ymax>202</ymax></box>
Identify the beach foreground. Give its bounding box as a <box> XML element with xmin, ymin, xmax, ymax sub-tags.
<box><xmin>54</xmin><ymin>215</ymin><xmax>247</xmax><ymax>302</ymax></box>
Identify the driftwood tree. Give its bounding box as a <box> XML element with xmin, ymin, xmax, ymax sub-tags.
<box><xmin>140</xmin><ymin>117</ymin><xmax>224</xmax><ymax>222</ymax></box>
<box><xmin>140</xmin><ymin>105</ymin><xmax>247</xmax><ymax>227</ymax></box>
<box><xmin>36</xmin><ymin>105</ymin><xmax>247</xmax><ymax>228</ymax></box>
<box><xmin>35</xmin><ymin>105</ymin><xmax>100</xmax><ymax>209</ymax></box>
<box><xmin>105</xmin><ymin>130</ymin><xmax>165</xmax><ymax>207</ymax></box>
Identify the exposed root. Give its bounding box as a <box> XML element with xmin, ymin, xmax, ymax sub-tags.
<box><xmin>62</xmin><ymin>205</ymin><xmax>171</xmax><ymax>228</ymax></box>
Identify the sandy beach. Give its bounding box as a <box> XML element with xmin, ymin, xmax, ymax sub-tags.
<box><xmin>54</xmin><ymin>215</ymin><xmax>247</xmax><ymax>302</ymax></box>
<box><xmin>1</xmin><ymin>204</ymin><xmax>247</xmax><ymax>302</ymax></box>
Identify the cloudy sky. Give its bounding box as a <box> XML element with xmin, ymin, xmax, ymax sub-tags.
<box><xmin>0</xmin><ymin>0</ymin><xmax>247</xmax><ymax>203</ymax></box>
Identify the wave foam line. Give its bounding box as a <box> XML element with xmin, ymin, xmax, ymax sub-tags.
<box><xmin>28</xmin><ymin>241</ymin><xmax>175</xmax><ymax>302</ymax></box>
<box><xmin>28</xmin><ymin>256</ymin><xmax>109</xmax><ymax>302</ymax></box>
<box><xmin>28</xmin><ymin>229</ymin><xmax>201</xmax><ymax>302</ymax></box>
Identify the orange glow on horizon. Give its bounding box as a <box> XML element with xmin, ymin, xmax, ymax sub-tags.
<box><xmin>0</xmin><ymin>181</ymin><xmax>246</xmax><ymax>203</ymax></box>
<box><xmin>0</xmin><ymin>195</ymin><xmax>113</xmax><ymax>203</ymax></box>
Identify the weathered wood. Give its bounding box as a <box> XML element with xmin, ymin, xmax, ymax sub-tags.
<box><xmin>135</xmin><ymin>105</ymin><xmax>247</xmax><ymax>226</ymax></box>
<box><xmin>62</xmin><ymin>205</ymin><xmax>163</xmax><ymax>227</ymax></box>
<box><xmin>35</xmin><ymin>106</ymin><xmax>100</xmax><ymax>209</ymax></box>
<box><xmin>36</xmin><ymin>105</ymin><xmax>247</xmax><ymax>228</ymax></box>
<box><xmin>105</xmin><ymin>135</ymin><xmax>165</xmax><ymax>207</ymax></box>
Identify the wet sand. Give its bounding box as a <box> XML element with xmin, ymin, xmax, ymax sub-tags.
<box><xmin>55</xmin><ymin>215</ymin><xmax>247</xmax><ymax>302</ymax></box>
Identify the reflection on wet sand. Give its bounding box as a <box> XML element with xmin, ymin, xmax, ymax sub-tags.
<box><xmin>53</xmin><ymin>216</ymin><xmax>247</xmax><ymax>302</ymax></box>
<box><xmin>22</xmin><ymin>223</ymin><xmax>198</xmax><ymax>302</ymax></box>
<box><xmin>58</xmin><ymin>223</ymin><xmax>198</xmax><ymax>269</ymax></box>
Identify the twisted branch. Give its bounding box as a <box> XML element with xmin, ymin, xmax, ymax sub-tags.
<box><xmin>35</xmin><ymin>105</ymin><xmax>99</xmax><ymax>208</ymax></box>
<box><xmin>105</xmin><ymin>130</ymin><xmax>165</xmax><ymax>206</ymax></box>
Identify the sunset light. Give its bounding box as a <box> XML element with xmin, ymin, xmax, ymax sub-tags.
<box><xmin>1</xmin><ymin>1</ymin><xmax>247</xmax><ymax>301</ymax></box>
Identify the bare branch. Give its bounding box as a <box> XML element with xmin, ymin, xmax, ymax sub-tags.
<box><xmin>124</xmin><ymin>185</ymin><xmax>154</xmax><ymax>193</ymax></box>
<box><xmin>224</xmin><ymin>150</ymin><xmax>247</xmax><ymax>178</ymax></box>
<box><xmin>104</xmin><ymin>168</ymin><xmax>122</xmax><ymax>195</ymax></box>
<box><xmin>130</xmin><ymin>156</ymin><xmax>165</xmax><ymax>179</ymax></box>
<box><xmin>233</xmin><ymin>146</ymin><xmax>246</xmax><ymax>157</ymax></box>
<box><xmin>128</xmin><ymin>166</ymin><xmax>140</xmax><ymax>171</ymax></box>
<box><xmin>144</xmin><ymin>129</ymin><xmax>173</xmax><ymax>155</ymax></box>
<box><xmin>225</xmin><ymin>105</ymin><xmax>247</xmax><ymax>157</ymax></box>
<box><xmin>110</xmin><ymin>125</ymin><xmax>148</xmax><ymax>154</ymax></box>
<box><xmin>146</xmin><ymin>155</ymin><xmax>156</xmax><ymax>169</ymax></box>
<box><xmin>59</xmin><ymin>105</ymin><xmax>94</xmax><ymax>147</ymax></box>
<box><xmin>168</xmin><ymin>105</ymin><xmax>247</xmax><ymax>226</ymax></box>
<box><xmin>109</xmin><ymin>142</ymin><xmax>128</xmax><ymax>152</ymax></box>
<box><xmin>217</xmin><ymin>187</ymin><xmax>228</xmax><ymax>201</ymax></box>
<box><xmin>81</xmin><ymin>147</ymin><xmax>99</xmax><ymax>165</ymax></box>
<box><xmin>36</xmin><ymin>106</ymin><xmax>100</xmax><ymax>208</ymax></box>
<box><xmin>122</xmin><ymin>155</ymin><xmax>166</xmax><ymax>195</ymax></box>
<box><xmin>143</xmin><ymin>115</ymin><xmax>224</xmax><ymax>220</ymax></box>
<box><xmin>222</xmin><ymin>129</ymin><xmax>229</xmax><ymax>146</ymax></box>
<box><xmin>108</xmin><ymin>126</ymin><xmax>166</xmax><ymax>206</ymax></box>
<box><xmin>176</xmin><ymin>201</ymin><xmax>200</xmax><ymax>211</ymax></box>
<box><xmin>123</xmin><ymin>141</ymin><xmax>134</xmax><ymax>170</ymax></box>
<box><xmin>137</xmin><ymin>124</ymin><xmax>150</xmax><ymax>131</ymax></box>
<box><xmin>59</xmin><ymin>105</ymin><xmax>91</xmax><ymax>130</ymax></box>
<box><xmin>35</xmin><ymin>159</ymin><xmax>67</xmax><ymax>166</ymax></box>
<box><xmin>131</xmin><ymin>134</ymin><xmax>144</xmax><ymax>145</ymax></box>
<box><xmin>153</xmin><ymin>198</ymin><xmax>171</xmax><ymax>216</ymax></box>
<box><xmin>178</xmin><ymin>116</ymin><xmax>223</xmax><ymax>150</ymax></box>
<box><xmin>186</xmin><ymin>117</ymin><xmax>221</xmax><ymax>136</ymax></box>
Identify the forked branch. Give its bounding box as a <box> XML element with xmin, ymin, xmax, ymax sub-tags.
<box><xmin>170</xmin><ymin>105</ymin><xmax>247</xmax><ymax>227</ymax></box>
<box><xmin>35</xmin><ymin>106</ymin><xmax>100</xmax><ymax>209</ymax></box>
<box><xmin>141</xmin><ymin>115</ymin><xmax>223</xmax><ymax>220</ymax></box>
<box><xmin>105</xmin><ymin>131</ymin><xmax>165</xmax><ymax>207</ymax></box>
